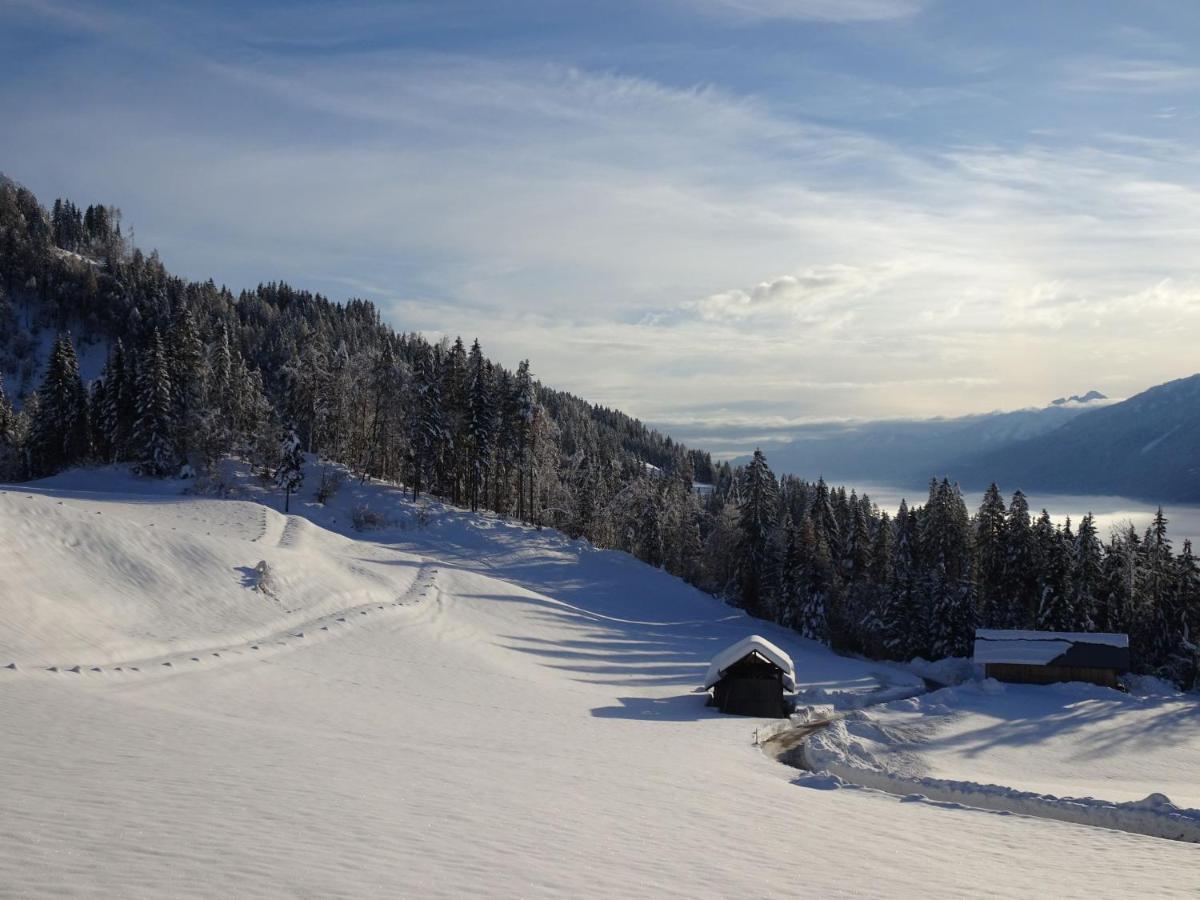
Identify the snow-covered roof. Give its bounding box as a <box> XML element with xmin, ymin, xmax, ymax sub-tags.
<box><xmin>974</xmin><ymin>629</ymin><xmax>1129</xmax><ymax>668</ymax></box>
<box><xmin>704</xmin><ymin>635</ymin><xmax>796</xmax><ymax>692</ymax></box>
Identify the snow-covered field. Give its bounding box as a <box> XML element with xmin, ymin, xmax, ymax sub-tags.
<box><xmin>2</xmin><ymin>461</ymin><xmax>1197</xmax><ymax>898</ymax></box>
<box><xmin>817</xmin><ymin>680</ymin><xmax>1200</xmax><ymax>808</ymax></box>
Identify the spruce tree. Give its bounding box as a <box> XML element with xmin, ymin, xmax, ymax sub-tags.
<box><xmin>1004</xmin><ymin>490</ymin><xmax>1038</xmax><ymax>628</ymax></box>
<box><xmin>974</xmin><ymin>484</ymin><xmax>1007</xmax><ymax>627</ymax></box>
<box><xmin>1035</xmin><ymin>512</ymin><xmax>1075</xmax><ymax>631</ymax></box>
<box><xmin>407</xmin><ymin>342</ymin><xmax>444</xmax><ymax>501</ymax></box>
<box><xmin>0</xmin><ymin>373</ymin><xmax>17</xmax><ymax>478</ymax></box>
<box><xmin>29</xmin><ymin>333</ymin><xmax>89</xmax><ymax>475</ymax></box>
<box><xmin>274</xmin><ymin>426</ymin><xmax>305</xmax><ymax>513</ymax></box>
<box><xmin>1071</xmin><ymin>513</ymin><xmax>1104</xmax><ymax>631</ymax></box>
<box><xmin>134</xmin><ymin>328</ymin><xmax>176</xmax><ymax>476</ymax></box>
<box><xmin>169</xmin><ymin>306</ymin><xmax>207</xmax><ymax>459</ymax></box>
<box><xmin>738</xmin><ymin>449</ymin><xmax>779</xmax><ymax>617</ymax></box>
<box><xmin>466</xmin><ymin>339</ymin><xmax>494</xmax><ymax>512</ymax></box>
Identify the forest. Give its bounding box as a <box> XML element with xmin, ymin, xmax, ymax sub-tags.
<box><xmin>1</xmin><ymin>177</ymin><xmax>1197</xmax><ymax>686</ymax></box>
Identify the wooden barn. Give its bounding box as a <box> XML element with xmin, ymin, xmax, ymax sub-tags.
<box><xmin>704</xmin><ymin>635</ymin><xmax>796</xmax><ymax>718</ymax></box>
<box><xmin>973</xmin><ymin>629</ymin><xmax>1130</xmax><ymax>688</ymax></box>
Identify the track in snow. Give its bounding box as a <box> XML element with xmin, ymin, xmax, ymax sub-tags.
<box><xmin>2</xmin><ymin>563</ymin><xmax>440</xmax><ymax>680</ymax></box>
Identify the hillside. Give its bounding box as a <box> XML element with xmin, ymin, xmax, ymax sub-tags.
<box><xmin>2</xmin><ymin>462</ymin><xmax>1198</xmax><ymax>896</ymax></box>
<box><xmin>947</xmin><ymin>375</ymin><xmax>1200</xmax><ymax>502</ymax></box>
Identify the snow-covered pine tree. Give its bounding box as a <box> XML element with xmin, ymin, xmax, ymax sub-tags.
<box><xmin>88</xmin><ymin>375</ymin><xmax>109</xmax><ymax>460</ymax></box>
<box><xmin>96</xmin><ymin>341</ymin><xmax>126</xmax><ymax>462</ymax></box>
<box><xmin>168</xmin><ymin>306</ymin><xmax>206</xmax><ymax>461</ymax></box>
<box><xmin>0</xmin><ymin>373</ymin><xmax>18</xmax><ymax>479</ymax></box>
<box><xmin>795</xmin><ymin>513</ymin><xmax>832</xmax><ymax>642</ymax></box>
<box><xmin>207</xmin><ymin>324</ymin><xmax>232</xmax><ymax>418</ymax></box>
<box><xmin>513</xmin><ymin>359</ymin><xmax>535</xmax><ymax>521</ymax></box>
<box><xmin>1035</xmin><ymin>512</ymin><xmax>1075</xmax><ymax>631</ymax></box>
<box><xmin>737</xmin><ymin>449</ymin><xmax>779</xmax><ymax>617</ymax></box>
<box><xmin>29</xmin><ymin>333</ymin><xmax>90</xmax><ymax>475</ymax></box>
<box><xmin>923</xmin><ymin>480</ymin><xmax>976</xmax><ymax>659</ymax></box>
<box><xmin>878</xmin><ymin>499</ymin><xmax>920</xmax><ymax>659</ymax></box>
<box><xmin>1101</xmin><ymin>524</ymin><xmax>1139</xmax><ymax>635</ymax></box>
<box><xmin>0</xmin><ymin>372</ymin><xmax>13</xmax><ymax>445</ymax></box>
<box><xmin>1071</xmin><ymin>513</ymin><xmax>1104</xmax><ymax>631</ymax></box>
<box><xmin>1003</xmin><ymin>490</ymin><xmax>1038</xmax><ymax>628</ymax></box>
<box><xmin>133</xmin><ymin>328</ymin><xmax>176</xmax><ymax>476</ymax></box>
<box><xmin>1172</xmin><ymin>540</ymin><xmax>1200</xmax><ymax>688</ymax></box>
<box><xmin>274</xmin><ymin>426</ymin><xmax>305</xmax><ymax>513</ymax></box>
<box><xmin>1141</xmin><ymin>507</ymin><xmax>1177</xmax><ymax>669</ymax></box>
<box><xmin>974</xmin><ymin>483</ymin><xmax>1007</xmax><ymax>627</ymax></box>
<box><xmin>860</xmin><ymin>510</ymin><xmax>895</xmax><ymax>655</ymax></box>
<box><xmin>407</xmin><ymin>342</ymin><xmax>444</xmax><ymax>501</ymax></box>
<box><xmin>466</xmin><ymin>339</ymin><xmax>494</xmax><ymax>512</ymax></box>
<box><xmin>776</xmin><ymin>516</ymin><xmax>803</xmax><ymax>630</ymax></box>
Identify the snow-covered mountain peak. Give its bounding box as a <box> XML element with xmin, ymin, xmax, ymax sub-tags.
<box><xmin>1050</xmin><ymin>390</ymin><xmax>1108</xmax><ymax>407</ymax></box>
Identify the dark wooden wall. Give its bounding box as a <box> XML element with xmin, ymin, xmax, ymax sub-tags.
<box><xmin>985</xmin><ymin>662</ymin><xmax>1118</xmax><ymax>688</ymax></box>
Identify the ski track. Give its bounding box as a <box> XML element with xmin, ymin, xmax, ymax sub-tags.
<box><xmin>2</xmin><ymin>564</ymin><xmax>440</xmax><ymax>681</ymax></box>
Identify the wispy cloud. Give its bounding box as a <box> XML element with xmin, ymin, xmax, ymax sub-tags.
<box><xmin>1065</xmin><ymin>58</ymin><xmax>1200</xmax><ymax>93</ymax></box>
<box><xmin>3</xmin><ymin>1</ymin><xmax>1199</xmax><ymax>437</ymax></box>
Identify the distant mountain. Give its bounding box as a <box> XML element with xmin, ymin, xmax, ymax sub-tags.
<box><xmin>946</xmin><ymin>375</ymin><xmax>1200</xmax><ymax>502</ymax></box>
<box><xmin>1051</xmin><ymin>390</ymin><xmax>1107</xmax><ymax>407</ymax></box>
<box><xmin>738</xmin><ymin>394</ymin><xmax>1108</xmax><ymax>487</ymax></box>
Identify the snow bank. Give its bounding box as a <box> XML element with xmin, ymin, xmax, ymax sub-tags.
<box><xmin>800</xmin><ymin>684</ymin><xmax>1200</xmax><ymax>843</ymax></box>
<box><xmin>703</xmin><ymin>634</ymin><xmax>796</xmax><ymax>691</ymax></box>
<box><xmin>806</xmin><ymin>753</ymin><xmax>1200</xmax><ymax>844</ymax></box>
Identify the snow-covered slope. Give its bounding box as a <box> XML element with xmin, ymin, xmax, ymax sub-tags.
<box><xmin>1</xmin><ymin>462</ymin><xmax>1197</xmax><ymax>897</ymax></box>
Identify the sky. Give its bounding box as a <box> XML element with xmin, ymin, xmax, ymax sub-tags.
<box><xmin>3</xmin><ymin>0</ymin><xmax>1200</xmax><ymax>455</ymax></box>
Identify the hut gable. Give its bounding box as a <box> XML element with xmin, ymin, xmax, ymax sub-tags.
<box><xmin>704</xmin><ymin>635</ymin><xmax>796</xmax><ymax>692</ymax></box>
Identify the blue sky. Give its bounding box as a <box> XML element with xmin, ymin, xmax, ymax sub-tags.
<box><xmin>4</xmin><ymin>0</ymin><xmax>1200</xmax><ymax>454</ymax></box>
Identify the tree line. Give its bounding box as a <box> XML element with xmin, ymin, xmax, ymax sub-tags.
<box><xmin>0</xmin><ymin>178</ymin><xmax>1196</xmax><ymax>685</ymax></box>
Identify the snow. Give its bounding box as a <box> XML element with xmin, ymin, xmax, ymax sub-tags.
<box><xmin>974</xmin><ymin>629</ymin><xmax>1128</xmax><ymax>666</ymax></box>
<box><xmin>799</xmin><ymin>678</ymin><xmax>1200</xmax><ymax>842</ymax></box>
<box><xmin>703</xmin><ymin>634</ymin><xmax>796</xmax><ymax>691</ymax></box>
<box><xmin>1</xmin><ymin>460</ymin><xmax>1198</xmax><ymax>896</ymax></box>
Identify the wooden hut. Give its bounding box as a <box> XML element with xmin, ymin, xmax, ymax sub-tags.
<box><xmin>973</xmin><ymin>629</ymin><xmax>1130</xmax><ymax>688</ymax></box>
<box><xmin>704</xmin><ymin>635</ymin><xmax>795</xmax><ymax>718</ymax></box>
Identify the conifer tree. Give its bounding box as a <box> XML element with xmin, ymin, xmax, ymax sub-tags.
<box><xmin>407</xmin><ymin>342</ymin><xmax>444</xmax><ymax>501</ymax></box>
<box><xmin>1035</xmin><ymin>512</ymin><xmax>1075</xmax><ymax>631</ymax></box>
<box><xmin>1004</xmin><ymin>490</ymin><xmax>1038</xmax><ymax>628</ymax></box>
<box><xmin>738</xmin><ymin>449</ymin><xmax>779</xmax><ymax>617</ymax></box>
<box><xmin>0</xmin><ymin>373</ymin><xmax>18</xmax><ymax>478</ymax></box>
<box><xmin>795</xmin><ymin>514</ymin><xmax>832</xmax><ymax>642</ymax></box>
<box><xmin>134</xmin><ymin>328</ymin><xmax>176</xmax><ymax>476</ymax></box>
<box><xmin>169</xmin><ymin>306</ymin><xmax>207</xmax><ymax>459</ymax></box>
<box><xmin>29</xmin><ymin>333</ymin><xmax>89</xmax><ymax>475</ymax></box>
<box><xmin>275</xmin><ymin>426</ymin><xmax>305</xmax><ymax>513</ymax></box>
<box><xmin>1071</xmin><ymin>513</ymin><xmax>1104</xmax><ymax>630</ymax></box>
<box><xmin>466</xmin><ymin>339</ymin><xmax>494</xmax><ymax>512</ymax></box>
<box><xmin>974</xmin><ymin>484</ymin><xmax>1007</xmax><ymax>627</ymax></box>
<box><xmin>513</xmin><ymin>360</ymin><xmax>535</xmax><ymax>520</ymax></box>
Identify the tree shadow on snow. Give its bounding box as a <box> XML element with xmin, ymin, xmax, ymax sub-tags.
<box><xmin>918</xmin><ymin>688</ymin><xmax>1200</xmax><ymax>762</ymax></box>
<box><xmin>591</xmin><ymin>693</ymin><xmax>720</xmax><ymax>722</ymax></box>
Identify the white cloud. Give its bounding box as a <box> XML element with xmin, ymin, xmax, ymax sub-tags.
<box><xmin>1065</xmin><ymin>58</ymin><xmax>1200</xmax><ymax>93</ymax></box>
<box><xmin>4</xmin><ymin>9</ymin><xmax>1200</xmax><ymax>435</ymax></box>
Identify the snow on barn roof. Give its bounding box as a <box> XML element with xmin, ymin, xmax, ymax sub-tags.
<box><xmin>974</xmin><ymin>629</ymin><xmax>1130</xmax><ymax>668</ymax></box>
<box><xmin>704</xmin><ymin>635</ymin><xmax>796</xmax><ymax>692</ymax></box>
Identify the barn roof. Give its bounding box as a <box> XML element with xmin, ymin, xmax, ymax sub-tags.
<box><xmin>704</xmin><ymin>635</ymin><xmax>796</xmax><ymax>692</ymax></box>
<box><xmin>973</xmin><ymin>629</ymin><xmax>1130</xmax><ymax>669</ymax></box>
